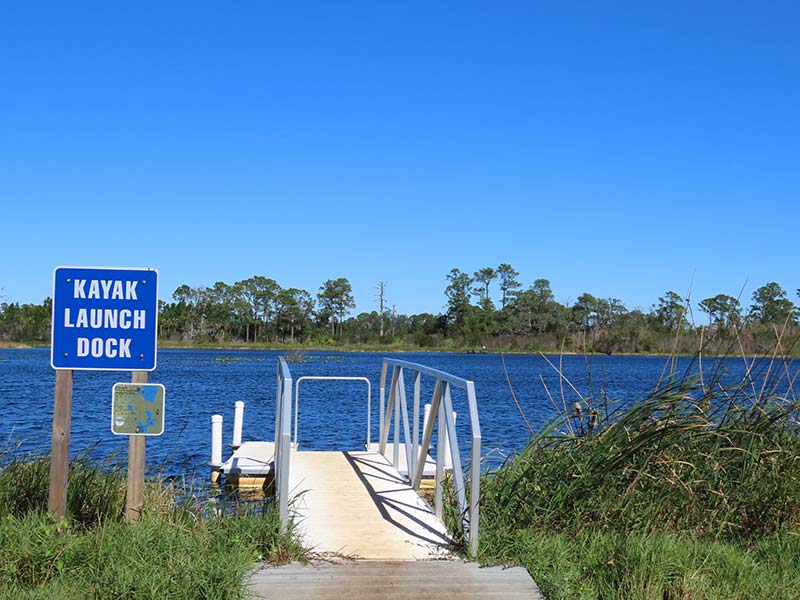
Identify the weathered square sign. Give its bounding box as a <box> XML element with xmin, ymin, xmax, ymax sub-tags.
<box><xmin>51</xmin><ymin>266</ymin><xmax>158</xmax><ymax>370</ymax></box>
<box><xmin>111</xmin><ymin>383</ymin><xmax>165</xmax><ymax>436</ymax></box>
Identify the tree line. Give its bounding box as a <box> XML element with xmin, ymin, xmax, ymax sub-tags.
<box><xmin>1</xmin><ymin>268</ymin><xmax>798</xmax><ymax>355</ymax></box>
<box><xmin>441</xmin><ymin>266</ymin><xmax>798</xmax><ymax>354</ymax></box>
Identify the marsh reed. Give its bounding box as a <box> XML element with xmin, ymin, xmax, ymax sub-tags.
<box><xmin>473</xmin><ymin>338</ymin><xmax>800</xmax><ymax>599</ymax></box>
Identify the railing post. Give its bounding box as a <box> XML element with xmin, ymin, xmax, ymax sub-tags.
<box><xmin>279</xmin><ymin>375</ymin><xmax>291</xmax><ymax>532</ymax></box>
<box><xmin>393</xmin><ymin>368</ymin><xmax>401</xmax><ymax>470</ymax></box>
<box><xmin>380</xmin><ymin>365</ymin><xmax>398</xmax><ymax>453</ymax></box>
<box><xmin>379</xmin><ymin>361</ymin><xmax>388</xmax><ymax>450</ymax></box>
<box><xmin>366</xmin><ymin>380</ymin><xmax>371</xmax><ymax>448</ymax></box>
<box><xmin>442</xmin><ymin>384</ymin><xmax>467</xmax><ymax>521</ymax></box>
<box><xmin>276</xmin><ymin>372</ymin><xmax>282</xmax><ymax>516</ymax></box>
<box><xmin>275</xmin><ymin>358</ymin><xmax>293</xmax><ymax>534</ymax></box>
<box><xmin>413</xmin><ymin>382</ymin><xmax>441</xmax><ymax>491</ymax></box>
<box><xmin>412</xmin><ymin>370</ymin><xmax>421</xmax><ymax>483</ymax></box>
<box><xmin>434</xmin><ymin>384</ymin><xmax>446</xmax><ymax>518</ymax></box>
<box><xmin>443</xmin><ymin>411</ymin><xmax>456</xmax><ymax>470</ymax></box>
<box><xmin>466</xmin><ymin>381</ymin><xmax>481</xmax><ymax>557</ymax></box>
<box><xmin>293</xmin><ymin>383</ymin><xmax>300</xmax><ymax>447</ymax></box>
<box><xmin>395</xmin><ymin>369</ymin><xmax>414</xmax><ymax>480</ymax></box>
<box><xmin>274</xmin><ymin>366</ymin><xmax>281</xmax><ymax>490</ymax></box>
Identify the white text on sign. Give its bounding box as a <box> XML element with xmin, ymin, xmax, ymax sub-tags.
<box><xmin>77</xmin><ymin>338</ymin><xmax>131</xmax><ymax>358</ymax></box>
<box><xmin>63</xmin><ymin>308</ymin><xmax>146</xmax><ymax>329</ymax></box>
<box><xmin>73</xmin><ymin>279</ymin><xmax>139</xmax><ymax>300</ymax></box>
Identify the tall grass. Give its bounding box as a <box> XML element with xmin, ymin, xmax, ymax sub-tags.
<box><xmin>473</xmin><ymin>352</ymin><xmax>800</xmax><ymax>599</ymax></box>
<box><xmin>0</xmin><ymin>453</ymin><xmax>126</xmax><ymax>528</ymax></box>
<box><xmin>0</xmin><ymin>454</ymin><xmax>307</xmax><ymax>599</ymax></box>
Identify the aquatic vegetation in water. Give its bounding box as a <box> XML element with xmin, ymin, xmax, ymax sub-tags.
<box><xmin>215</xmin><ymin>356</ymin><xmax>266</xmax><ymax>363</ymax></box>
<box><xmin>284</xmin><ymin>350</ymin><xmax>309</xmax><ymax>363</ymax></box>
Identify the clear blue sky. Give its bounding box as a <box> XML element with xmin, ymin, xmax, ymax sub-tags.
<box><xmin>1</xmin><ymin>2</ymin><xmax>798</xmax><ymax>322</ymax></box>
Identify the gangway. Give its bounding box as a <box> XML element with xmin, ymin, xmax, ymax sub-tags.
<box><xmin>216</xmin><ymin>357</ymin><xmax>542</xmax><ymax>597</ymax></box>
<box><xmin>219</xmin><ymin>356</ymin><xmax>481</xmax><ymax>556</ymax></box>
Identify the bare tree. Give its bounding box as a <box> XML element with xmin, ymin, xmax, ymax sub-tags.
<box><xmin>376</xmin><ymin>281</ymin><xmax>388</xmax><ymax>338</ymax></box>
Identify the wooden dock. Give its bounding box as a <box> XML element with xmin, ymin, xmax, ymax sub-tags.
<box><xmin>219</xmin><ymin>441</ymin><xmax>275</xmax><ymax>488</ymax></box>
<box><xmin>248</xmin><ymin>560</ymin><xmax>544</xmax><ymax>599</ymax></box>
<box><xmin>248</xmin><ymin>448</ymin><xmax>543</xmax><ymax>598</ymax></box>
<box><xmin>289</xmin><ymin>449</ymin><xmax>448</xmax><ymax>560</ymax></box>
<box><xmin>216</xmin><ymin>358</ymin><xmax>543</xmax><ymax>599</ymax></box>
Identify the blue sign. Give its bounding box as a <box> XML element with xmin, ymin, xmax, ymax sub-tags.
<box><xmin>51</xmin><ymin>267</ymin><xmax>159</xmax><ymax>371</ymax></box>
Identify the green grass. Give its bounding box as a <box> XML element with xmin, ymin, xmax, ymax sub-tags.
<box><xmin>468</xmin><ymin>357</ymin><xmax>800</xmax><ymax>599</ymax></box>
<box><xmin>0</xmin><ymin>455</ymin><xmax>307</xmax><ymax>599</ymax></box>
<box><xmin>0</xmin><ymin>453</ymin><xmax>127</xmax><ymax>529</ymax></box>
<box><xmin>485</xmin><ymin>529</ymin><xmax>800</xmax><ymax>600</ymax></box>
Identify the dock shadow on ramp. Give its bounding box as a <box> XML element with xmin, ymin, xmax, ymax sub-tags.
<box><xmin>288</xmin><ymin>450</ymin><xmax>450</xmax><ymax>560</ymax></box>
<box><xmin>342</xmin><ymin>450</ymin><xmax>451</xmax><ymax>549</ymax></box>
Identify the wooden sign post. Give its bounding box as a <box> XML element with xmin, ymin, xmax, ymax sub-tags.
<box><xmin>47</xmin><ymin>369</ymin><xmax>73</xmax><ymax>520</ymax></box>
<box><xmin>125</xmin><ymin>370</ymin><xmax>148</xmax><ymax>521</ymax></box>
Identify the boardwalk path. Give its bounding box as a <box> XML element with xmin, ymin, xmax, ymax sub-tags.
<box><xmin>289</xmin><ymin>450</ymin><xmax>449</xmax><ymax>560</ymax></box>
<box><xmin>248</xmin><ymin>449</ymin><xmax>543</xmax><ymax>599</ymax></box>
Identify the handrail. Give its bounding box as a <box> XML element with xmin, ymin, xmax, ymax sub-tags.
<box><xmin>274</xmin><ymin>357</ymin><xmax>293</xmax><ymax>533</ymax></box>
<box><xmin>380</xmin><ymin>358</ymin><xmax>474</xmax><ymax>390</ymax></box>
<box><xmin>379</xmin><ymin>358</ymin><xmax>482</xmax><ymax>557</ymax></box>
<box><xmin>293</xmin><ymin>376</ymin><xmax>372</xmax><ymax>449</ymax></box>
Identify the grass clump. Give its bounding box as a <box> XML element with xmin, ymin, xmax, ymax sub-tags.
<box><xmin>489</xmin><ymin>529</ymin><xmax>800</xmax><ymax>600</ymax></box>
<box><xmin>0</xmin><ymin>453</ymin><xmax>127</xmax><ymax>529</ymax></box>
<box><xmin>474</xmin><ymin>355</ymin><xmax>800</xmax><ymax>599</ymax></box>
<box><xmin>0</xmin><ymin>455</ymin><xmax>307</xmax><ymax>599</ymax></box>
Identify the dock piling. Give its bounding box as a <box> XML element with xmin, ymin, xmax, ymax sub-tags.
<box><xmin>232</xmin><ymin>401</ymin><xmax>244</xmax><ymax>451</ymax></box>
<box><xmin>210</xmin><ymin>414</ymin><xmax>223</xmax><ymax>484</ymax></box>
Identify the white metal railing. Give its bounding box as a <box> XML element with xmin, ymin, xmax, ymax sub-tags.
<box><xmin>293</xmin><ymin>376</ymin><xmax>371</xmax><ymax>449</ymax></box>
<box><xmin>379</xmin><ymin>358</ymin><xmax>482</xmax><ymax>557</ymax></box>
<box><xmin>274</xmin><ymin>357</ymin><xmax>293</xmax><ymax>532</ymax></box>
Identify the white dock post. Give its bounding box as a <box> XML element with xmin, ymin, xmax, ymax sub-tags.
<box><xmin>232</xmin><ymin>401</ymin><xmax>244</xmax><ymax>451</ymax></box>
<box><xmin>210</xmin><ymin>414</ymin><xmax>223</xmax><ymax>484</ymax></box>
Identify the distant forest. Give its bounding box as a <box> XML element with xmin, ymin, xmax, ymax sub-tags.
<box><xmin>1</xmin><ymin>265</ymin><xmax>798</xmax><ymax>355</ymax></box>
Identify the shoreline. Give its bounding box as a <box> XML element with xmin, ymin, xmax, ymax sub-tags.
<box><xmin>0</xmin><ymin>340</ymin><xmax>791</xmax><ymax>359</ymax></box>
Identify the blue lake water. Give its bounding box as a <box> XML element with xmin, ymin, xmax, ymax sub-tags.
<box><xmin>1</xmin><ymin>348</ymin><xmax>796</xmax><ymax>480</ymax></box>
